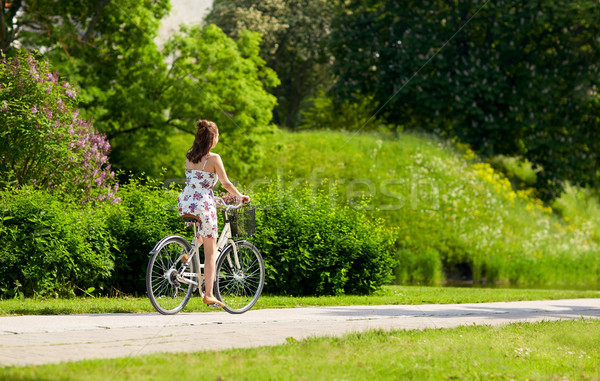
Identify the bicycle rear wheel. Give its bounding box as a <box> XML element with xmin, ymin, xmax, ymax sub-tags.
<box><xmin>215</xmin><ymin>241</ymin><xmax>265</xmax><ymax>314</ymax></box>
<box><xmin>146</xmin><ymin>236</ymin><xmax>195</xmax><ymax>315</ymax></box>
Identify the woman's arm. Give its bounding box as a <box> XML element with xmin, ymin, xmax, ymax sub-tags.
<box><xmin>213</xmin><ymin>154</ymin><xmax>249</xmax><ymax>203</ymax></box>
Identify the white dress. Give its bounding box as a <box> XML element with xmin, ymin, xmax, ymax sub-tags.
<box><xmin>177</xmin><ymin>158</ymin><xmax>219</xmax><ymax>239</ymax></box>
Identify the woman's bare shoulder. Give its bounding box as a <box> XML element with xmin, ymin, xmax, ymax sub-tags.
<box><xmin>208</xmin><ymin>153</ymin><xmax>222</xmax><ymax>164</ymax></box>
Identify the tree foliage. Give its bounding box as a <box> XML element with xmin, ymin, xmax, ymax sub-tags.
<box><xmin>2</xmin><ymin>1</ymin><xmax>279</xmax><ymax>178</ymax></box>
<box><xmin>298</xmin><ymin>90</ymin><xmax>388</xmax><ymax>132</ymax></box>
<box><xmin>0</xmin><ymin>50</ymin><xmax>117</xmax><ymax>203</ymax></box>
<box><xmin>2</xmin><ymin>0</ymin><xmax>172</xmax><ymax>176</ymax></box>
<box><xmin>158</xmin><ymin>25</ymin><xmax>279</xmax><ymax>176</ymax></box>
<box><xmin>330</xmin><ymin>0</ymin><xmax>600</xmax><ymax>198</ymax></box>
<box><xmin>206</xmin><ymin>0</ymin><xmax>337</xmax><ymax>127</ymax></box>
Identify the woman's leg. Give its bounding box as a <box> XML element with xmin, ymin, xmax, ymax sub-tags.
<box><xmin>195</xmin><ymin>223</ymin><xmax>204</xmax><ymax>246</ymax></box>
<box><xmin>201</xmin><ymin>236</ymin><xmax>224</xmax><ymax>307</ymax></box>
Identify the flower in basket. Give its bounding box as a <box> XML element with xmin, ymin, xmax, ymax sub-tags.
<box><xmin>217</xmin><ymin>192</ymin><xmax>239</xmax><ymax>209</ymax></box>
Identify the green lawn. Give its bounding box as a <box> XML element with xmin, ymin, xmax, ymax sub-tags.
<box><xmin>2</xmin><ymin>319</ymin><xmax>599</xmax><ymax>380</ymax></box>
<box><xmin>1</xmin><ymin>285</ymin><xmax>598</xmax><ymax>316</ymax></box>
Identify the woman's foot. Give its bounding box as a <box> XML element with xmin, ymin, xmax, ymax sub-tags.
<box><xmin>203</xmin><ymin>295</ymin><xmax>225</xmax><ymax>308</ymax></box>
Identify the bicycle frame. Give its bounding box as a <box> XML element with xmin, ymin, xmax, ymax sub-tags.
<box><xmin>175</xmin><ymin>200</ymin><xmax>241</xmax><ymax>292</ymax></box>
<box><xmin>147</xmin><ymin>196</ymin><xmax>264</xmax><ymax>315</ymax></box>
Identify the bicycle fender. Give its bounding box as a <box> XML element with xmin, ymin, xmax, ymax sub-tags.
<box><xmin>148</xmin><ymin>235</ymin><xmax>191</xmax><ymax>256</ymax></box>
<box><xmin>219</xmin><ymin>239</ymin><xmax>242</xmax><ymax>253</ymax></box>
<box><xmin>219</xmin><ymin>243</ymin><xmax>232</xmax><ymax>256</ymax></box>
<box><xmin>216</xmin><ymin>240</ymin><xmax>251</xmax><ymax>261</ymax></box>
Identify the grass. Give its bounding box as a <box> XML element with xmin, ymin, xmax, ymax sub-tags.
<box><xmin>1</xmin><ymin>285</ymin><xmax>598</xmax><ymax>316</ymax></box>
<box><xmin>1</xmin><ymin>319</ymin><xmax>599</xmax><ymax>380</ymax></box>
<box><xmin>241</xmin><ymin>129</ymin><xmax>600</xmax><ymax>288</ymax></box>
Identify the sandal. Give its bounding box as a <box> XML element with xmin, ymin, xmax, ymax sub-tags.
<box><xmin>203</xmin><ymin>296</ymin><xmax>225</xmax><ymax>308</ymax></box>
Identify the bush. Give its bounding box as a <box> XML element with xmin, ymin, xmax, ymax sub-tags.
<box><xmin>552</xmin><ymin>183</ymin><xmax>600</xmax><ymax>245</ymax></box>
<box><xmin>0</xmin><ymin>188</ymin><xmax>115</xmax><ymax>298</ymax></box>
<box><xmin>0</xmin><ymin>50</ymin><xmax>118</xmax><ymax>203</ymax></box>
<box><xmin>104</xmin><ymin>178</ymin><xmax>188</xmax><ymax>295</ymax></box>
<box><xmin>0</xmin><ymin>178</ymin><xmax>193</xmax><ymax>298</ymax></box>
<box><xmin>250</xmin><ymin>181</ymin><xmax>396</xmax><ymax>295</ymax></box>
<box><xmin>489</xmin><ymin>155</ymin><xmax>541</xmax><ymax>190</ymax></box>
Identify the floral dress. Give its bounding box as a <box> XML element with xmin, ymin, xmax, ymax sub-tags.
<box><xmin>178</xmin><ymin>168</ymin><xmax>219</xmax><ymax>238</ymax></box>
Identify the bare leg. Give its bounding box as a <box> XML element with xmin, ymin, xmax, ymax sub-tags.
<box><xmin>201</xmin><ymin>236</ymin><xmax>225</xmax><ymax>307</ymax></box>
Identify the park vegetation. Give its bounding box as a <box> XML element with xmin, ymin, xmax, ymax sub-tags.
<box><xmin>0</xmin><ymin>1</ymin><xmax>599</xmax><ymax>298</ymax></box>
<box><xmin>329</xmin><ymin>0</ymin><xmax>600</xmax><ymax>200</ymax></box>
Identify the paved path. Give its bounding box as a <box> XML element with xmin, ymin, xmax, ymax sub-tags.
<box><xmin>1</xmin><ymin>299</ymin><xmax>599</xmax><ymax>366</ymax></box>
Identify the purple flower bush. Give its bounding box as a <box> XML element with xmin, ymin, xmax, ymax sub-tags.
<box><xmin>0</xmin><ymin>51</ymin><xmax>118</xmax><ymax>204</ymax></box>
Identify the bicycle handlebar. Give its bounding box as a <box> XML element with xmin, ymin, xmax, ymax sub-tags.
<box><xmin>214</xmin><ymin>196</ymin><xmax>245</xmax><ymax>212</ymax></box>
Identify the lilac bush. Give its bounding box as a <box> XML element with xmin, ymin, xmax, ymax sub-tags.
<box><xmin>0</xmin><ymin>50</ymin><xmax>118</xmax><ymax>203</ymax></box>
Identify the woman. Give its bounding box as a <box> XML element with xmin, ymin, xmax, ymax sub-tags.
<box><xmin>178</xmin><ymin>120</ymin><xmax>249</xmax><ymax>308</ymax></box>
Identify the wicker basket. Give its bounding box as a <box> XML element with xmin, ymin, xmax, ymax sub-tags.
<box><xmin>225</xmin><ymin>205</ymin><xmax>256</xmax><ymax>238</ymax></box>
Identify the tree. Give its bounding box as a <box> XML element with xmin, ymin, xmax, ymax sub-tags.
<box><xmin>3</xmin><ymin>1</ymin><xmax>279</xmax><ymax>178</ymax></box>
<box><xmin>121</xmin><ymin>24</ymin><xmax>280</xmax><ymax>177</ymax></box>
<box><xmin>1</xmin><ymin>1</ymin><xmax>129</xmax><ymax>55</ymax></box>
<box><xmin>206</xmin><ymin>0</ymin><xmax>337</xmax><ymax>128</ymax></box>
<box><xmin>0</xmin><ymin>50</ymin><xmax>118</xmax><ymax>203</ymax></box>
<box><xmin>330</xmin><ymin>0</ymin><xmax>600</xmax><ymax>199</ymax></box>
<box><xmin>1</xmin><ymin>0</ymin><xmax>173</xmax><ymax>176</ymax></box>
<box><xmin>0</xmin><ymin>1</ymin><xmax>21</xmax><ymax>52</ymax></box>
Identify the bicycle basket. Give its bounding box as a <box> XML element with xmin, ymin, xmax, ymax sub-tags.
<box><xmin>225</xmin><ymin>204</ymin><xmax>256</xmax><ymax>238</ymax></box>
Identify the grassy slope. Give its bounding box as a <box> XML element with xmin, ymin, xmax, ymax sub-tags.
<box><xmin>158</xmin><ymin>129</ymin><xmax>599</xmax><ymax>288</ymax></box>
<box><xmin>246</xmin><ymin>129</ymin><xmax>599</xmax><ymax>288</ymax></box>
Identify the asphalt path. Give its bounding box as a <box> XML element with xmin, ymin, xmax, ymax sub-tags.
<box><xmin>1</xmin><ymin>298</ymin><xmax>599</xmax><ymax>366</ymax></box>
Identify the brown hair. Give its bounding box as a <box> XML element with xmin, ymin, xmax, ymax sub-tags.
<box><xmin>186</xmin><ymin>120</ymin><xmax>218</xmax><ymax>163</ymax></box>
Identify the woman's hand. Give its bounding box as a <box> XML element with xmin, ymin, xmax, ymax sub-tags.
<box><xmin>240</xmin><ymin>195</ymin><xmax>250</xmax><ymax>204</ymax></box>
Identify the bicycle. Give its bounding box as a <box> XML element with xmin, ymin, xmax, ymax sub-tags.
<box><xmin>146</xmin><ymin>197</ymin><xmax>265</xmax><ymax>315</ymax></box>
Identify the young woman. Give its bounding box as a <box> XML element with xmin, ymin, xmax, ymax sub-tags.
<box><xmin>178</xmin><ymin>120</ymin><xmax>249</xmax><ymax>308</ymax></box>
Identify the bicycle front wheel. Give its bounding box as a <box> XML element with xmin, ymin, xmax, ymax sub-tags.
<box><xmin>146</xmin><ymin>236</ymin><xmax>195</xmax><ymax>315</ymax></box>
<box><xmin>215</xmin><ymin>241</ymin><xmax>265</xmax><ymax>314</ymax></box>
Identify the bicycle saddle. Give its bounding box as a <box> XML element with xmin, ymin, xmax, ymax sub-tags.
<box><xmin>180</xmin><ymin>214</ymin><xmax>201</xmax><ymax>224</ymax></box>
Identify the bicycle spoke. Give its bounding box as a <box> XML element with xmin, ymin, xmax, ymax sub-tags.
<box><xmin>215</xmin><ymin>242</ymin><xmax>265</xmax><ymax>313</ymax></box>
<box><xmin>146</xmin><ymin>238</ymin><xmax>194</xmax><ymax>315</ymax></box>
<box><xmin>153</xmin><ymin>279</ymin><xmax>170</xmax><ymax>297</ymax></box>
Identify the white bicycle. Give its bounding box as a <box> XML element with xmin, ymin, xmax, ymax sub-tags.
<box><xmin>146</xmin><ymin>197</ymin><xmax>265</xmax><ymax>315</ymax></box>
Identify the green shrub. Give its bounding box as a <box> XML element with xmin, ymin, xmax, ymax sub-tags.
<box><xmin>105</xmin><ymin>178</ymin><xmax>187</xmax><ymax>295</ymax></box>
<box><xmin>0</xmin><ymin>51</ymin><xmax>118</xmax><ymax>204</ymax></box>
<box><xmin>489</xmin><ymin>155</ymin><xmax>541</xmax><ymax>190</ymax></box>
<box><xmin>0</xmin><ymin>178</ymin><xmax>192</xmax><ymax>298</ymax></box>
<box><xmin>250</xmin><ymin>181</ymin><xmax>396</xmax><ymax>295</ymax></box>
<box><xmin>0</xmin><ymin>188</ymin><xmax>115</xmax><ymax>298</ymax></box>
<box><xmin>0</xmin><ymin>172</ymin><xmax>399</xmax><ymax>297</ymax></box>
<box><xmin>552</xmin><ymin>183</ymin><xmax>600</xmax><ymax>245</ymax></box>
